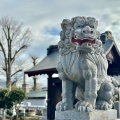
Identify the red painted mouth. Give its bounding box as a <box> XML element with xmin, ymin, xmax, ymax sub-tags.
<box><xmin>71</xmin><ymin>37</ymin><xmax>96</xmax><ymax>45</ymax></box>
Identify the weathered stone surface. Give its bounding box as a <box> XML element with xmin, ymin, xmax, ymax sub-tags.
<box><xmin>114</xmin><ymin>101</ymin><xmax>120</xmax><ymax>118</ymax></box>
<box><xmin>55</xmin><ymin>109</ymin><xmax>117</xmax><ymax>120</ymax></box>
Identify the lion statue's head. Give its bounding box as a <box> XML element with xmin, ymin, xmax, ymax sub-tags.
<box><xmin>58</xmin><ymin>16</ymin><xmax>103</xmax><ymax>54</ymax></box>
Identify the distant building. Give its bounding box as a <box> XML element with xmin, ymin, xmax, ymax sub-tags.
<box><xmin>23</xmin><ymin>90</ymin><xmax>47</xmax><ymax>107</ymax></box>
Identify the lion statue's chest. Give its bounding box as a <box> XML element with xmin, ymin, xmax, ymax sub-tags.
<box><xmin>59</xmin><ymin>50</ymin><xmax>108</xmax><ymax>84</ymax></box>
<box><xmin>60</xmin><ymin>52</ymin><xmax>86</xmax><ymax>83</ymax></box>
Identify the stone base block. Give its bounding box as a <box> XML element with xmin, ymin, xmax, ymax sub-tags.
<box><xmin>114</xmin><ymin>101</ymin><xmax>120</xmax><ymax>118</ymax></box>
<box><xmin>55</xmin><ymin>109</ymin><xmax>117</xmax><ymax>120</ymax></box>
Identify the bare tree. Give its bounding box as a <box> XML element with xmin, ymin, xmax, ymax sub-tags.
<box><xmin>31</xmin><ymin>79</ymin><xmax>42</xmax><ymax>91</ymax></box>
<box><xmin>30</xmin><ymin>53</ymin><xmax>40</xmax><ymax>91</ymax></box>
<box><xmin>0</xmin><ymin>16</ymin><xmax>32</xmax><ymax>91</ymax></box>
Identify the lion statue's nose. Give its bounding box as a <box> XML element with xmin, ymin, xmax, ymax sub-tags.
<box><xmin>82</xmin><ymin>26</ymin><xmax>93</xmax><ymax>34</ymax></box>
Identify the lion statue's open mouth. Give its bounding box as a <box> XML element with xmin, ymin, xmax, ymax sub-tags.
<box><xmin>71</xmin><ymin>37</ymin><xmax>96</xmax><ymax>45</ymax></box>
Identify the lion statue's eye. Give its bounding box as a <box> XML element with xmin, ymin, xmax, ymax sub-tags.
<box><xmin>74</xmin><ymin>23</ymin><xmax>82</xmax><ymax>29</ymax></box>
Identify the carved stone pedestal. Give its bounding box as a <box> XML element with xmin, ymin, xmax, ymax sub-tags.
<box><xmin>55</xmin><ymin>109</ymin><xmax>117</xmax><ymax>120</ymax></box>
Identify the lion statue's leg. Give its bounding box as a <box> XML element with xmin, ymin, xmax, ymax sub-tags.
<box><xmin>75</xmin><ymin>60</ymin><xmax>97</xmax><ymax>112</ymax></box>
<box><xmin>56</xmin><ymin>62</ymin><xmax>77</xmax><ymax>111</ymax></box>
<box><xmin>96</xmin><ymin>77</ymin><xmax>119</xmax><ymax>110</ymax></box>
<box><xmin>56</xmin><ymin>79</ymin><xmax>76</xmax><ymax>111</ymax></box>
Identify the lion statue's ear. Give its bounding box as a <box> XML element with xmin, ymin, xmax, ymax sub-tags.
<box><xmin>61</xmin><ymin>19</ymin><xmax>71</xmax><ymax>30</ymax></box>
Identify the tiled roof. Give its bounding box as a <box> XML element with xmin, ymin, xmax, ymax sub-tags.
<box><xmin>26</xmin><ymin>90</ymin><xmax>47</xmax><ymax>98</ymax></box>
<box><xmin>25</xmin><ymin>50</ymin><xmax>59</xmax><ymax>76</ymax></box>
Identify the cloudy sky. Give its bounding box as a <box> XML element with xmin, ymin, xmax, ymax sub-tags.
<box><xmin>0</xmin><ymin>0</ymin><xmax>120</xmax><ymax>86</ymax></box>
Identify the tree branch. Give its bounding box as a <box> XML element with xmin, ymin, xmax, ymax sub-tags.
<box><xmin>11</xmin><ymin>79</ymin><xmax>18</xmax><ymax>86</ymax></box>
<box><xmin>11</xmin><ymin>69</ymin><xmax>22</xmax><ymax>77</ymax></box>
<box><xmin>7</xmin><ymin>26</ymin><xmax>10</xmax><ymax>41</ymax></box>
<box><xmin>11</xmin><ymin>45</ymin><xmax>27</xmax><ymax>64</ymax></box>
<box><xmin>0</xmin><ymin>42</ymin><xmax>7</xmax><ymax>65</ymax></box>
<box><xmin>2</xmin><ymin>28</ymin><xmax>8</xmax><ymax>40</ymax></box>
<box><xmin>11</xmin><ymin>24</ymin><xmax>22</xmax><ymax>40</ymax></box>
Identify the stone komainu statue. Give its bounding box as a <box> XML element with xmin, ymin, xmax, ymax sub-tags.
<box><xmin>56</xmin><ymin>16</ymin><xmax>119</xmax><ymax>112</ymax></box>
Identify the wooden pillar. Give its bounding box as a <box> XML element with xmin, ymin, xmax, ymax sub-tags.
<box><xmin>47</xmin><ymin>75</ymin><xmax>62</xmax><ymax>120</ymax></box>
<box><xmin>22</xmin><ymin>74</ymin><xmax>30</xmax><ymax>93</ymax></box>
<box><xmin>47</xmin><ymin>73</ymin><xmax>53</xmax><ymax>120</ymax></box>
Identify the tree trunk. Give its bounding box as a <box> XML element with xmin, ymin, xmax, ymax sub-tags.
<box><xmin>6</xmin><ymin>63</ymin><xmax>11</xmax><ymax>91</ymax></box>
<box><xmin>33</xmin><ymin>77</ymin><xmax>37</xmax><ymax>91</ymax></box>
<box><xmin>6</xmin><ymin>80</ymin><xmax>11</xmax><ymax>91</ymax></box>
<box><xmin>6</xmin><ymin>73</ymin><xmax>11</xmax><ymax>91</ymax></box>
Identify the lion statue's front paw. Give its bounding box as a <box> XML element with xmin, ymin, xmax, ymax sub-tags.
<box><xmin>75</xmin><ymin>100</ymin><xmax>94</xmax><ymax>112</ymax></box>
<box><xmin>56</xmin><ymin>101</ymin><xmax>73</xmax><ymax>111</ymax></box>
<box><xmin>96</xmin><ymin>100</ymin><xmax>112</xmax><ymax>110</ymax></box>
